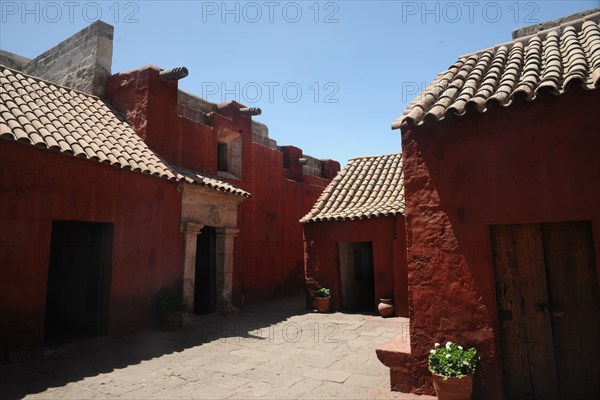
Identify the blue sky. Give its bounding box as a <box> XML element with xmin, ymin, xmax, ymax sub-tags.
<box><xmin>1</xmin><ymin>0</ymin><xmax>598</xmax><ymax>165</ymax></box>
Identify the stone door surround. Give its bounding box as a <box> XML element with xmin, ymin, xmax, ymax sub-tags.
<box><xmin>182</xmin><ymin>223</ymin><xmax>239</xmax><ymax>314</ymax></box>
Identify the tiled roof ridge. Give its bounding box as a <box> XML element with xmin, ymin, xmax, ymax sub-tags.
<box><xmin>0</xmin><ymin>65</ymin><xmax>250</xmax><ymax>198</ymax></box>
<box><xmin>348</xmin><ymin>152</ymin><xmax>401</xmax><ymax>161</ymax></box>
<box><xmin>300</xmin><ymin>153</ymin><xmax>404</xmax><ymax>223</ymax></box>
<box><xmin>459</xmin><ymin>10</ymin><xmax>600</xmax><ymax>59</ymax></box>
<box><xmin>0</xmin><ymin>65</ymin><xmax>131</xmax><ymax>127</ymax></box>
<box><xmin>392</xmin><ymin>11</ymin><xmax>600</xmax><ymax>129</ymax></box>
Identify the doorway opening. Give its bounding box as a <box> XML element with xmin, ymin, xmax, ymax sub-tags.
<box><xmin>195</xmin><ymin>226</ymin><xmax>217</xmax><ymax>314</ymax></box>
<box><xmin>491</xmin><ymin>221</ymin><xmax>600</xmax><ymax>399</ymax></box>
<box><xmin>44</xmin><ymin>221</ymin><xmax>113</xmax><ymax>347</ymax></box>
<box><xmin>339</xmin><ymin>241</ymin><xmax>375</xmax><ymax>313</ymax></box>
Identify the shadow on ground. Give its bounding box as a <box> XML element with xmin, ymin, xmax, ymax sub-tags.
<box><xmin>0</xmin><ymin>296</ymin><xmax>309</xmax><ymax>400</ymax></box>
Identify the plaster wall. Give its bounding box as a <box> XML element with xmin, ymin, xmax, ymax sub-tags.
<box><xmin>399</xmin><ymin>88</ymin><xmax>600</xmax><ymax>397</ymax></box>
<box><xmin>0</xmin><ymin>141</ymin><xmax>184</xmax><ymax>363</ymax></box>
<box><xmin>105</xmin><ymin>67</ymin><xmax>339</xmax><ymax>307</ymax></box>
<box><xmin>303</xmin><ymin>216</ymin><xmax>408</xmax><ymax>316</ymax></box>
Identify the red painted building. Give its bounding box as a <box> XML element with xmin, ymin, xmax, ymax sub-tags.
<box><xmin>380</xmin><ymin>12</ymin><xmax>600</xmax><ymax>399</ymax></box>
<box><xmin>301</xmin><ymin>154</ymin><xmax>407</xmax><ymax>316</ymax></box>
<box><xmin>0</xmin><ymin>22</ymin><xmax>338</xmax><ymax>362</ymax></box>
<box><xmin>105</xmin><ymin>66</ymin><xmax>339</xmax><ymax>308</ymax></box>
<box><xmin>0</xmin><ymin>64</ymin><xmax>249</xmax><ymax>362</ymax></box>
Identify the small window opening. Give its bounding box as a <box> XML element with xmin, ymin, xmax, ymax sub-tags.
<box><xmin>217</xmin><ymin>143</ymin><xmax>228</xmax><ymax>172</ymax></box>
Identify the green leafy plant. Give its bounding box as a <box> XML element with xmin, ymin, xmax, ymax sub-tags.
<box><xmin>428</xmin><ymin>341</ymin><xmax>479</xmax><ymax>379</ymax></box>
<box><xmin>155</xmin><ymin>287</ymin><xmax>186</xmax><ymax>314</ymax></box>
<box><xmin>314</xmin><ymin>287</ymin><xmax>331</xmax><ymax>298</ymax></box>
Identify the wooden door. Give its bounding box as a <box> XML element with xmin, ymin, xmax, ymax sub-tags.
<box><xmin>542</xmin><ymin>222</ymin><xmax>600</xmax><ymax>398</ymax></box>
<box><xmin>491</xmin><ymin>224</ymin><xmax>559</xmax><ymax>399</ymax></box>
<box><xmin>491</xmin><ymin>221</ymin><xmax>600</xmax><ymax>399</ymax></box>
<box><xmin>45</xmin><ymin>221</ymin><xmax>112</xmax><ymax>346</ymax></box>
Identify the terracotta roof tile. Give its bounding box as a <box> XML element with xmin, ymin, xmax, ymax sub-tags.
<box><xmin>393</xmin><ymin>12</ymin><xmax>600</xmax><ymax>129</ymax></box>
<box><xmin>300</xmin><ymin>153</ymin><xmax>404</xmax><ymax>223</ymax></box>
<box><xmin>0</xmin><ymin>65</ymin><xmax>249</xmax><ymax>198</ymax></box>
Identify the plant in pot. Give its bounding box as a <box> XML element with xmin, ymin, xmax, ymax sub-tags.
<box><xmin>428</xmin><ymin>341</ymin><xmax>479</xmax><ymax>400</ymax></box>
<box><xmin>314</xmin><ymin>287</ymin><xmax>331</xmax><ymax>313</ymax></box>
<box><xmin>155</xmin><ymin>287</ymin><xmax>186</xmax><ymax>332</ymax></box>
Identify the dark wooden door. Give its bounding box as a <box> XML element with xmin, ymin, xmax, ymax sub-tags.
<box><xmin>491</xmin><ymin>223</ymin><xmax>559</xmax><ymax>399</ymax></box>
<box><xmin>195</xmin><ymin>227</ymin><xmax>216</xmax><ymax>315</ymax></box>
<box><xmin>491</xmin><ymin>221</ymin><xmax>600</xmax><ymax>399</ymax></box>
<box><xmin>339</xmin><ymin>242</ymin><xmax>375</xmax><ymax>312</ymax></box>
<box><xmin>542</xmin><ymin>222</ymin><xmax>600</xmax><ymax>398</ymax></box>
<box><xmin>352</xmin><ymin>242</ymin><xmax>375</xmax><ymax>312</ymax></box>
<box><xmin>45</xmin><ymin>221</ymin><xmax>113</xmax><ymax>346</ymax></box>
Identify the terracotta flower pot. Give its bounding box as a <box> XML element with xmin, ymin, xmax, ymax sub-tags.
<box><xmin>431</xmin><ymin>373</ymin><xmax>473</xmax><ymax>400</ymax></box>
<box><xmin>314</xmin><ymin>296</ymin><xmax>331</xmax><ymax>313</ymax></box>
<box><xmin>377</xmin><ymin>298</ymin><xmax>394</xmax><ymax>317</ymax></box>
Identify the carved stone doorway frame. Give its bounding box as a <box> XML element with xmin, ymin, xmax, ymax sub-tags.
<box><xmin>180</xmin><ymin>183</ymin><xmax>246</xmax><ymax>314</ymax></box>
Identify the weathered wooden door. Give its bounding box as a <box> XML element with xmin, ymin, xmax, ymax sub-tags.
<box><xmin>491</xmin><ymin>221</ymin><xmax>600</xmax><ymax>399</ymax></box>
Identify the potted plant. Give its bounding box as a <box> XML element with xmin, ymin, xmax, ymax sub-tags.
<box><xmin>428</xmin><ymin>341</ymin><xmax>479</xmax><ymax>400</ymax></box>
<box><xmin>155</xmin><ymin>287</ymin><xmax>186</xmax><ymax>331</ymax></box>
<box><xmin>314</xmin><ymin>287</ymin><xmax>331</xmax><ymax>313</ymax></box>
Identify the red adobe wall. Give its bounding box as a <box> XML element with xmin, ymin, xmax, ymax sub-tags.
<box><xmin>0</xmin><ymin>141</ymin><xmax>184</xmax><ymax>363</ymax></box>
<box><xmin>105</xmin><ymin>67</ymin><xmax>218</xmax><ymax>175</ymax></box>
<box><xmin>230</xmin><ymin>141</ymin><xmax>334</xmax><ymax>304</ymax></box>
<box><xmin>399</xmin><ymin>88</ymin><xmax>600</xmax><ymax>398</ymax></box>
<box><xmin>302</xmin><ymin>216</ymin><xmax>408</xmax><ymax>316</ymax></box>
<box><xmin>105</xmin><ymin>67</ymin><xmax>339</xmax><ymax>307</ymax></box>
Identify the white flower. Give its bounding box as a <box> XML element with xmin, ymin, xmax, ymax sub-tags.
<box><xmin>463</xmin><ymin>360</ymin><xmax>469</xmax><ymax>365</ymax></box>
<box><xmin>446</xmin><ymin>341</ymin><xmax>452</xmax><ymax>349</ymax></box>
<box><xmin>446</xmin><ymin>354</ymin><xmax>451</xmax><ymax>358</ymax></box>
<box><xmin>458</xmin><ymin>345</ymin><xmax>463</xmax><ymax>350</ymax></box>
<box><xmin>434</xmin><ymin>343</ymin><xmax>440</xmax><ymax>348</ymax></box>
<box><xmin>430</xmin><ymin>350</ymin><xmax>436</xmax><ymax>354</ymax></box>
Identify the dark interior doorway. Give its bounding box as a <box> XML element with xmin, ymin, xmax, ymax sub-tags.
<box><xmin>339</xmin><ymin>241</ymin><xmax>375</xmax><ymax>313</ymax></box>
<box><xmin>195</xmin><ymin>227</ymin><xmax>217</xmax><ymax>314</ymax></box>
<box><xmin>45</xmin><ymin>221</ymin><xmax>113</xmax><ymax>346</ymax></box>
<box><xmin>491</xmin><ymin>221</ymin><xmax>600</xmax><ymax>399</ymax></box>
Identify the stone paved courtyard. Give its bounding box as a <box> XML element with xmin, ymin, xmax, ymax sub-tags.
<box><xmin>0</xmin><ymin>296</ymin><xmax>435</xmax><ymax>399</ymax></box>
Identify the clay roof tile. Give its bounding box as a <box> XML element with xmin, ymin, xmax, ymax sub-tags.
<box><xmin>0</xmin><ymin>65</ymin><xmax>249</xmax><ymax>198</ymax></box>
<box><xmin>393</xmin><ymin>12</ymin><xmax>600</xmax><ymax>128</ymax></box>
<box><xmin>300</xmin><ymin>153</ymin><xmax>404</xmax><ymax>223</ymax></box>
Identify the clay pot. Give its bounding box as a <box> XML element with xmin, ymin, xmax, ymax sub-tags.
<box><xmin>314</xmin><ymin>296</ymin><xmax>331</xmax><ymax>313</ymax></box>
<box><xmin>159</xmin><ymin>311</ymin><xmax>182</xmax><ymax>332</ymax></box>
<box><xmin>378</xmin><ymin>298</ymin><xmax>395</xmax><ymax>317</ymax></box>
<box><xmin>431</xmin><ymin>373</ymin><xmax>473</xmax><ymax>400</ymax></box>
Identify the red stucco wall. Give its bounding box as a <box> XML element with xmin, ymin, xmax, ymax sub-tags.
<box><xmin>0</xmin><ymin>141</ymin><xmax>184</xmax><ymax>363</ymax></box>
<box><xmin>303</xmin><ymin>216</ymin><xmax>408</xmax><ymax>316</ymax></box>
<box><xmin>106</xmin><ymin>67</ymin><xmax>338</xmax><ymax>307</ymax></box>
<box><xmin>400</xmin><ymin>88</ymin><xmax>600</xmax><ymax>398</ymax></box>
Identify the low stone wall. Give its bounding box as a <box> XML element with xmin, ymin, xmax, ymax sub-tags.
<box><xmin>177</xmin><ymin>90</ymin><xmax>217</xmax><ymax>125</ymax></box>
<box><xmin>177</xmin><ymin>90</ymin><xmax>332</xmax><ymax>179</ymax></box>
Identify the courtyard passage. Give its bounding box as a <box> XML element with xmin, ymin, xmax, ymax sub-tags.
<box><xmin>0</xmin><ymin>296</ymin><xmax>435</xmax><ymax>399</ymax></box>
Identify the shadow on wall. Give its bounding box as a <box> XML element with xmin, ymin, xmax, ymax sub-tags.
<box><xmin>0</xmin><ymin>296</ymin><xmax>308</xmax><ymax>400</ymax></box>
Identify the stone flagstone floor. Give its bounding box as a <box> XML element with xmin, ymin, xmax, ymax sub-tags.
<box><xmin>0</xmin><ymin>296</ymin><xmax>435</xmax><ymax>399</ymax></box>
